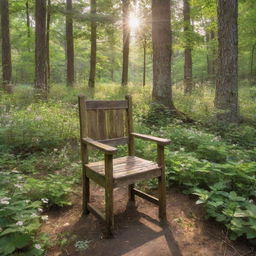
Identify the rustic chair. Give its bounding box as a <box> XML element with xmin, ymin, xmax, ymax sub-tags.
<box><xmin>78</xmin><ymin>95</ymin><xmax>170</xmax><ymax>237</ymax></box>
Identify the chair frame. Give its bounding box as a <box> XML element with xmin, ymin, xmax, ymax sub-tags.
<box><xmin>78</xmin><ymin>95</ymin><xmax>170</xmax><ymax>237</ymax></box>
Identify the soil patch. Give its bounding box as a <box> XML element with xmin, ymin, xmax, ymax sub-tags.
<box><xmin>41</xmin><ymin>185</ymin><xmax>255</xmax><ymax>256</ymax></box>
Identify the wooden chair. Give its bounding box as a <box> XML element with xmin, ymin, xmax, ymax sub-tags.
<box><xmin>78</xmin><ymin>95</ymin><xmax>170</xmax><ymax>237</ymax></box>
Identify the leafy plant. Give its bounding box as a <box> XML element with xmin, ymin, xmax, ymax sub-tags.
<box><xmin>0</xmin><ymin>171</ymin><xmax>45</xmax><ymax>255</ymax></box>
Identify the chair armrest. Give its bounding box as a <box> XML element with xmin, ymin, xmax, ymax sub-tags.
<box><xmin>82</xmin><ymin>137</ymin><xmax>117</xmax><ymax>154</ymax></box>
<box><xmin>131</xmin><ymin>132</ymin><xmax>171</xmax><ymax>146</ymax></box>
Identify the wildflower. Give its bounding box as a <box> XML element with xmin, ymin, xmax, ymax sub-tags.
<box><xmin>41</xmin><ymin>198</ymin><xmax>48</xmax><ymax>204</ymax></box>
<box><xmin>34</xmin><ymin>244</ymin><xmax>42</xmax><ymax>250</ymax></box>
<box><xmin>0</xmin><ymin>197</ymin><xmax>10</xmax><ymax>205</ymax></box>
<box><xmin>53</xmin><ymin>148</ymin><xmax>58</xmax><ymax>152</ymax></box>
<box><xmin>16</xmin><ymin>221</ymin><xmax>24</xmax><ymax>226</ymax></box>
<box><xmin>31</xmin><ymin>213</ymin><xmax>38</xmax><ymax>217</ymax></box>
<box><xmin>11</xmin><ymin>169</ymin><xmax>19</xmax><ymax>174</ymax></box>
<box><xmin>41</xmin><ymin>215</ymin><xmax>48</xmax><ymax>221</ymax></box>
<box><xmin>38</xmin><ymin>208</ymin><xmax>43</xmax><ymax>213</ymax></box>
<box><xmin>14</xmin><ymin>184</ymin><xmax>23</xmax><ymax>189</ymax></box>
<box><xmin>25</xmin><ymin>200</ymin><xmax>30</xmax><ymax>203</ymax></box>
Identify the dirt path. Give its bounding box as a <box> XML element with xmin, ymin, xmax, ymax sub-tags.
<box><xmin>41</xmin><ymin>185</ymin><xmax>255</xmax><ymax>256</ymax></box>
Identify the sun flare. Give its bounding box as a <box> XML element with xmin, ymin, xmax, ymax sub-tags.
<box><xmin>129</xmin><ymin>15</ymin><xmax>140</xmax><ymax>29</ymax></box>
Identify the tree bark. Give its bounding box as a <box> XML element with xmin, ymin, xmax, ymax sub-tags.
<box><xmin>121</xmin><ymin>0</ymin><xmax>130</xmax><ymax>86</ymax></box>
<box><xmin>250</xmin><ymin>43</ymin><xmax>256</xmax><ymax>84</ymax></box>
<box><xmin>0</xmin><ymin>0</ymin><xmax>12</xmax><ymax>93</ymax></box>
<box><xmin>88</xmin><ymin>0</ymin><xmax>97</xmax><ymax>88</ymax></box>
<box><xmin>35</xmin><ymin>0</ymin><xmax>48</xmax><ymax>97</ymax></box>
<box><xmin>206</xmin><ymin>30</ymin><xmax>216</xmax><ymax>77</ymax></box>
<box><xmin>215</xmin><ymin>0</ymin><xmax>239</xmax><ymax>123</ymax></box>
<box><xmin>66</xmin><ymin>0</ymin><xmax>75</xmax><ymax>87</ymax></box>
<box><xmin>183</xmin><ymin>0</ymin><xmax>193</xmax><ymax>95</ymax></box>
<box><xmin>46</xmin><ymin>0</ymin><xmax>51</xmax><ymax>82</ymax></box>
<box><xmin>26</xmin><ymin>0</ymin><xmax>30</xmax><ymax>39</ymax></box>
<box><xmin>152</xmin><ymin>0</ymin><xmax>174</xmax><ymax>109</ymax></box>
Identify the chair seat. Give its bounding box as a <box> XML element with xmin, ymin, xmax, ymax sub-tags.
<box><xmin>85</xmin><ymin>156</ymin><xmax>161</xmax><ymax>187</ymax></box>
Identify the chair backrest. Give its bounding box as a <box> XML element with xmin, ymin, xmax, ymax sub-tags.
<box><xmin>78</xmin><ymin>95</ymin><xmax>133</xmax><ymax>146</ymax></box>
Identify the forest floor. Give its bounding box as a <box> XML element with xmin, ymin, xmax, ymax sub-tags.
<box><xmin>41</xmin><ymin>185</ymin><xmax>255</xmax><ymax>256</ymax></box>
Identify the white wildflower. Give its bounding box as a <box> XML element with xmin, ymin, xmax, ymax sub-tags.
<box><xmin>34</xmin><ymin>244</ymin><xmax>42</xmax><ymax>250</ymax></box>
<box><xmin>38</xmin><ymin>208</ymin><xmax>43</xmax><ymax>213</ymax></box>
<box><xmin>0</xmin><ymin>200</ymin><xmax>9</xmax><ymax>205</ymax></box>
<box><xmin>14</xmin><ymin>184</ymin><xmax>23</xmax><ymax>189</ymax></box>
<box><xmin>16</xmin><ymin>221</ymin><xmax>24</xmax><ymax>226</ymax></box>
<box><xmin>25</xmin><ymin>200</ymin><xmax>30</xmax><ymax>203</ymax></box>
<box><xmin>41</xmin><ymin>215</ymin><xmax>48</xmax><ymax>221</ymax></box>
<box><xmin>53</xmin><ymin>148</ymin><xmax>58</xmax><ymax>152</ymax></box>
<box><xmin>0</xmin><ymin>197</ymin><xmax>10</xmax><ymax>205</ymax></box>
<box><xmin>31</xmin><ymin>213</ymin><xmax>38</xmax><ymax>217</ymax></box>
<box><xmin>41</xmin><ymin>198</ymin><xmax>48</xmax><ymax>204</ymax></box>
<box><xmin>11</xmin><ymin>169</ymin><xmax>19</xmax><ymax>174</ymax></box>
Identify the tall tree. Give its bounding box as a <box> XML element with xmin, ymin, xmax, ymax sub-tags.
<box><xmin>26</xmin><ymin>0</ymin><xmax>31</xmax><ymax>39</ymax></box>
<box><xmin>183</xmin><ymin>0</ymin><xmax>193</xmax><ymax>95</ymax></box>
<box><xmin>215</xmin><ymin>0</ymin><xmax>239</xmax><ymax>122</ymax></box>
<box><xmin>46</xmin><ymin>0</ymin><xmax>51</xmax><ymax>81</ymax></box>
<box><xmin>152</xmin><ymin>0</ymin><xmax>174</xmax><ymax>109</ymax></box>
<box><xmin>66</xmin><ymin>0</ymin><xmax>75</xmax><ymax>87</ymax></box>
<box><xmin>121</xmin><ymin>0</ymin><xmax>130</xmax><ymax>86</ymax></box>
<box><xmin>0</xmin><ymin>0</ymin><xmax>12</xmax><ymax>93</ymax></box>
<box><xmin>35</xmin><ymin>0</ymin><xmax>48</xmax><ymax>97</ymax></box>
<box><xmin>88</xmin><ymin>0</ymin><xmax>97</xmax><ymax>88</ymax></box>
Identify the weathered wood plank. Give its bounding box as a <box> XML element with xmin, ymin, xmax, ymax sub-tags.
<box><xmin>98</xmin><ymin>137</ymin><xmax>128</xmax><ymax>146</ymax></box>
<box><xmin>82</xmin><ymin>137</ymin><xmax>117</xmax><ymax>154</ymax></box>
<box><xmin>115</xmin><ymin>168</ymin><xmax>161</xmax><ymax>187</ymax></box>
<box><xmin>126</xmin><ymin>95</ymin><xmax>135</xmax><ymax>201</ymax></box>
<box><xmin>98</xmin><ymin>109</ymin><xmax>106</xmax><ymax>140</ymax></box>
<box><xmin>133</xmin><ymin>188</ymin><xmax>159</xmax><ymax>205</ymax></box>
<box><xmin>86</xmin><ymin>167</ymin><xmax>106</xmax><ymax>188</ymax></box>
<box><xmin>87</xmin><ymin>203</ymin><xmax>105</xmax><ymax>221</ymax></box>
<box><xmin>105</xmin><ymin>154</ymin><xmax>114</xmax><ymax>237</ymax></box>
<box><xmin>85</xmin><ymin>100</ymin><xmax>128</xmax><ymax>110</ymax></box>
<box><xmin>132</xmin><ymin>132</ymin><xmax>171</xmax><ymax>145</ymax></box>
<box><xmin>158</xmin><ymin>144</ymin><xmax>166</xmax><ymax>221</ymax></box>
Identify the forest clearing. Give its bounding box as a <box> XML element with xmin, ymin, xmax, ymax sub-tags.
<box><xmin>0</xmin><ymin>0</ymin><xmax>256</xmax><ymax>255</ymax></box>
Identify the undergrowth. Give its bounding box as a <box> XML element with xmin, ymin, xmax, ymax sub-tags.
<box><xmin>0</xmin><ymin>82</ymin><xmax>255</xmax><ymax>254</ymax></box>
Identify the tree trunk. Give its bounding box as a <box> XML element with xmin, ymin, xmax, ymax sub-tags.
<box><xmin>250</xmin><ymin>43</ymin><xmax>256</xmax><ymax>84</ymax></box>
<box><xmin>215</xmin><ymin>0</ymin><xmax>239</xmax><ymax>123</ymax></box>
<box><xmin>121</xmin><ymin>0</ymin><xmax>130</xmax><ymax>86</ymax></box>
<box><xmin>0</xmin><ymin>0</ymin><xmax>12</xmax><ymax>93</ymax></box>
<box><xmin>88</xmin><ymin>0</ymin><xmax>97</xmax><ymax>88</ymax></box>
<box><xmin>143</xmin><ymin>40</ymin><xmax>146</xmax><ymax>87</ymax></box>
<box><xmin>183</xmin><ymin>0</ymin><xmax>193</xmax><ymax>95</ymax></box>
<box><xmin>26</xmin><ymin>0</ymin><xmax>31</xmax><ymax>52</ymax></box>
<box><xmin>206</xmin><ymin>30</ymin><xmax>216</xmax><ymax>77</ymax></box>
<box><xmin>35</xmin><ymin>0</ymin><xmax>48</xmax><ymax>97</ymax></box>
<box><xmin>46</xmin><ymin>0</ymin><xmax>51</xmax><ymax>82</ymax></box>
<box><xmin>152</xmin><ymin>0</ymin><xmax>174</xmax><ymax>109</ymax></box>
<box><xmin>66</xmin><ymin>0</ymin><xmax>75</xmax><ymax>87</ymax></box>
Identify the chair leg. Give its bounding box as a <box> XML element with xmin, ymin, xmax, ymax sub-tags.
<box><xmin>128</xmin><ymin>184</ymin><xmax>135</xmax><ymax>201</ymax></box>
<box><xmin>158</xmin><ymin>173</ymin><xmax>166</xmax><ymax>222</ymax></box>
<box><xmin>105</xmin><ymin>186</ymin><xmax>114</xmax><ymax>238</ymax></box>
<box><xmin>82</xmin><ymin>168</ymin><xmax>90</xmax><ymax>215</ymax></box>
